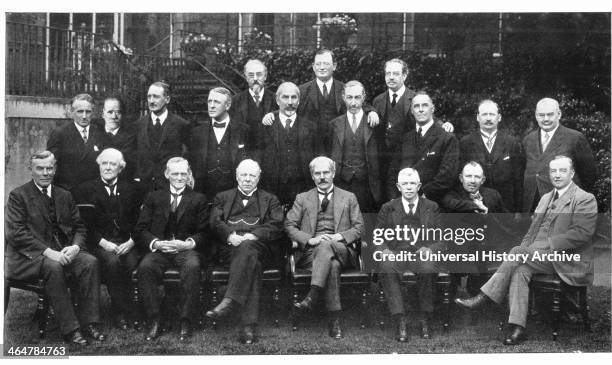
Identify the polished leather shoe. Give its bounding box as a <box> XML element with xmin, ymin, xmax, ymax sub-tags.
<box><xmin>239</xmin><ymin>324</ymin><xmax>257</xmax><ymax>344</ymax></box>
<box><xmin>179</xmin><ymin>319</ymin><xmax>192</xmax><ymax>342</ymax></box>
<box><xmin>419</xmin><ymin>319</ymin><xmax>431</xmax><ymax>339</ymax></box>
<box><xmin>64</xmin><ymin>330</ymin><xmax>88</xmax><ymax>345</ymax></box>
<box><xmin>503</xmin><ymin>324</ymin><xmax>527</xmax><ymax>345</ymax></box>
<box><xmin>328</xmin><ymin>319</ymin><xmax>343</xmax><ymax>339</ymax></box>
<box><xmin>294</xmin><ymin>296</ymin><xmax>314</xmax><ymax>312</ymax></box>
<box><xmin>83</xmin><ymin>324</ymin><xmax>106</xmax><ymax>341</ymax></box>
<box><xmin>455</xmin><ymin>292</ymin><xmax>490</xmax><ymax>310</ymax></box>
<box><xmin>206</xmin><ymin>298</ymin><xmax>236</xmax><ymax>319</ymax></box>
<box><xmin>145</xmin><ymin>319</ymin><xmax>161</xmax><ymax>341</ymax></box>
<box><xmin>396</xmin><ymin>317</ymin><xmax>408</xmax><ymax>342</ymax></box>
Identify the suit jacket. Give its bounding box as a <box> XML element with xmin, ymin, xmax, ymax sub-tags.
<box><xmin>188</xmin><ymin>117</ymin><xmax>251</xmax><ymax>179</ymax></box>
<box><xmin>298</xmin><ymin>79</ymin><xmax>346</xmax><ymax>123</ymax></box>
<box><xmin>460</xmin><ymin>131</ymin><xmax>525</xmax><ymax>212</ymax></box>
<box><xmin>284</xmin><ymin>186</ymin><xmax>364</xmax><ymax>251</ymax></box>
<box><xmin>134</xmin><ymin>188</ymin><xmax>209</xmax><ymax>252</ymax></box>
<box><xmin>521</xmin><ymin>183</ymin><xmax>597</xmax><ymax>286</ymax></box>
<box><xmin>101</xmin><ymin>123</ymin><xmax>137</xmax><ymax>181</ymax></box>
<box><xmin>522</xmin><ymin>125</ymin><xmax>596</xmax><ymax>212</ymax></box>
<box><xmin>47</xmin><ymin>122</ymin><xmax>107</xmax><ymax>191</ymax></box>
<box><xmin>373</xmin><ymin>88</ymin><xmax>416</xmax><ymax>150</ymax></box>
<box><xmin>387</xmin><ymin>123</ymin><xmax>459</xmax><ymax>203</ymax></box>
<box><xmin>375</xmin><ymin>196</ymin><xmax>446</xmax><ymax>253</ymax></box>
<box><xmin>255</xmin><ymin>112</ymin><xmax>316</xmax><ymax>193</ymax></box>
<box><xmin>5</xmin><ymin>181</ymin><xmax>86</xmax><ymax>281</ymax></box>
<box><xmin>210</xmin><ymin>188</ymin><xmax>284</xmax><ymax>244</ymax></box>
<box><xmin>73</xmin><ymin>179</ymin><xmax>141</xmax><ymax>252</ymax></box>
<box><xmin>230</xmin><ymin>88</ymin><xmax>278</xmax><ymax>126</ymax></box>
<box><xmin>134</xmin><ymin>112</ymin><xmax>192</xmax><ymax>184</ymax></box>
<box><xmin>330</xmin><ymin>113</ymin><xmax>382</xmax><ymax>204</ymax></box>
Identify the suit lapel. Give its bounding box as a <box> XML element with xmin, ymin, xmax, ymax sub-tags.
<box><xmin>273</xmin><ymin>115</ymin><xmax>281</xmax><ymax>151</ymax></box>
<box><xmin>256</xmin><ymin>190</ymin><xmax>267</xmax><ymax>221</ymax></box>
<box><xmin>332</xmin><ymin>80</ymin><xmax>343</xmax><ymax>114</ymax></box>
<box><xmin>418</xmin><ymin>124</ymin><xmax>438</xmax><ymax>155</ymax></box>
<box><xmin>336</xmin><ymin>116</ymin><xmax>347</xmax><ymax>148</ymax></box>
<box><xmin>159</xmin><ymin>114</ymin><xmax>172</xmax><ymax>146</ymax></box>
<box><xmin>139</xmin><ymin>116</ymin><xmax>152</xmax><ymax>149</ymax></box>
<box><xmin>176</xmin><ymin>189</ymin><xmax>190</xmax><ymax>223</ymax></box>
<box><xmin>549</xmin><ymin>183</ymin><xmax>576</xmax><ymax>217</ymax></box>
<box><xmin>263</xmin><ymin>90</ymin><xmax>274</xmax><ymax>112</ymax></box>
<box><xmin>228</xmin><ymin>119</ymin><xmax>240</xmax><ymax>163</ymax></box>
<box><xmin>306</xmin><ymin>189</ymin><xmax>319</xmax><ymax>233</ymax></box>
<box><xmin>362</xmin><ymin>114</ymin><xmax>373</xmax><ymax>145</ymax></box>
<box><xmin>543</xmin><ymin>126</ymin><xmax>564</xmax><ymax>156</ymax></box>
<box><xmin>27</xmin><ymin>181</ymin><xmax>51</xmax><ymax>224</ymax></box>
<box><xmin>308</xmin><ymin>81</ymin><xmax>320</xmax><ymax>113</ymax></box>
<box><xmin>488</xmin><ymin>133</ymin><xmax>505</xmax><ymax>163</ymax></box>
<box><xmin>223</xmin><ymin>189</ymin><xmax>238</xmax><ymax>219</ymax></box>
<box><xmin>332</xmin><ymin>187</ymin><xmax>345</xmax><ymax>232</ymax></box>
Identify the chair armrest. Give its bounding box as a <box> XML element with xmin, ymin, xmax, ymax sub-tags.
<box><xmin>289</xmin><ymin>240</ymin><xmax>298</xmax><ymax>274</ymax></box>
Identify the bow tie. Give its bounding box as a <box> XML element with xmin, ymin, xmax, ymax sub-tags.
<box><xmin>470</xmin><ymin>192</ymin><xmax>483</xmax><ymax>201</ymax></box>
<box><xmin>104</xmin><ymin>181</ymin><xmax>116</xmax><ymax>189</ymax></box>
<box><xmin>239</xmin><ymin>191</ymin><xmax>253</xmax><ymax>201</ymax></box>
<box><xmin>213</xmin><ymin>122</ymin><xmax>226</xmax><ymax>128</ymax></box>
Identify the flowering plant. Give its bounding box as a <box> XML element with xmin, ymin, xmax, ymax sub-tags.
<box><xmin>243</xmin><ymin>28</ymin><xmax>273</xmax><ymax>50</ymax></box>
<box><xmin>314</xmin><ymin>14</ymin><xmax>358</xmax><ymax>34</ymax></box>
<box><xmin>180</xmin><ymin>33</ymin><xmax>214</xmax><ymax>55</ymax></box>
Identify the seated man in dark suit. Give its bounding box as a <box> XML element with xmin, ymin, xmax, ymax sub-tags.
<box><xmin>206</xmin><ymin>159</ymin><xmax>285</xmax><ymax>344</ymax></box>
<box><xmin>134</xmin><ymin>157</ymin><xmax>209</xmax><ymax>342</ymax></box>
<box><xmin>73</xmin><ymin>148</ymin><xmax>142</xmax><ymax>330</ymax></box>
<box><xmin>285</xmin><ymin>156</ymin><xmax>364</xmax><ymax>339</ymax></box>
<box><xmin>456</xmin><ymin>156</ymin><xmax>598</xmax><ymax>345</ymax></box>
<box><xmin>5</xmin><ymin>151</ymin><xmax>105</xmax><ymax>345</ymax></box>
<box><xmin>377</xmin><ymin>168</ymin><xmax>446</xmax><ymax>342</ymax></box>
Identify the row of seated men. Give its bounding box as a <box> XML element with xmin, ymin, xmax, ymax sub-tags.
<box><xmin>6</xmin><ymin>146</ymin><xmax>597</xmax><ymax>347</ymax></box>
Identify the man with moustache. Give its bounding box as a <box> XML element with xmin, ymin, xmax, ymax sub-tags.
<box><xmin>206</xmin><ymin>159</ymin><xmax>284</xmax><ymax>344</ymax></box>
<box><xmin>5</xmin><ymin>151</ymin><xmax>106</xmax><ymax>345</ymax></box>
<box><xmin>263</xmin><ymin>49</ymin><xmax>379</xmax><ymax>155</ymax></box>
<box><xmin>456</xmin><ymin>156</ymin><xmax>598</xmax><ymax>345</ymax></box>
<box><xmin>285</xmin><ymin>156</ymin><xmax>364</xmax><ymax>339</ymax></box>
<box><xmin>387</xmin><ymin>92</ymin><xmax>459</xmax><ymax>203</ymax></box>
<box><xmin>330</xmin><ymin>80</ymin><xmax>382</xmax><ymax>212</ymax></box>
<box><xmin>522</xmin><ymin>98</ymin><xmax>596</xmax><ymax>212</ymax></box>
<box><xmin>73</xmin><ymin>148</ymin><xmax>141</xmax><ymax>330</ymax></box>
<box><xmin>99</xmin><ymin>97</ymin><xmax>136</xmax><ymax>180</ymax></box>
<box><xmin>377</xmin><ymin>168</ymin><xmax>445</xmax><ymax>342</ymax></box>
<box><xmin>230</xmin><ymin>59</ymin><xmax>278</xmax><ymax>138</ymax></box>
<box><xmin>134</xmin><ymin>81</ymin><xmax>192</xmax><ymax>192</ymax></box>
<box><xmin>134</xmin><ymin>157</ymin><xmax>208</xmax><ymax>342</ymax></box>
<box><xmin>256</xmin><ymin>82</ymin><xmax>316</xmax><ymax>208</ymax></box>
<box><xmin>460</xmin><ymin>100</ymin><xmax>525</xmax><ymax>214</ymax></box>
<box><xmin>189</xmin><ymin>87</ymin><xmax>250</xmax><ymax>198</ymax></box>
<box><xmin>47</xmin><ymin>93</ymin><xmax>107</xmax><ymax>191</ymax></box>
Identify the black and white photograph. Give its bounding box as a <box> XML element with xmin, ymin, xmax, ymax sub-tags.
<box><xmin>2</xmin><ymin>2</ymin><xmax>611</xmax><ymax>360</ymax></box>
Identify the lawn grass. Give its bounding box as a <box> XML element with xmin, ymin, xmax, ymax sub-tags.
<box><xmin>3</xmin><ymin>284</ymin><xmax>610</xmax><ymax>355</ymax></box>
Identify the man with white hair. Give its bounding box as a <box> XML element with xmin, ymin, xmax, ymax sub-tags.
<box><xmin>285</xmin><ymin>156</ymin><xmax>364</xmax><ymax>339</ymax></box>
<box><xmin>207</xmin><ymin>159</ymin><xmax>284</xmax><ymax>344</ymax></box>
<box><xmin>73</xmin><ymin>148</ymin><xmax>142</xmax><ymax>330</ymax></box>
<box><xmin>377</xmin><ymin>167</ymin><xmax>446</xmax><ymax>342</ymax></box>
<box><xmin>134</xmin><ymin>157</ymin><xmax>209</xmax><ymax>342</ymax></box>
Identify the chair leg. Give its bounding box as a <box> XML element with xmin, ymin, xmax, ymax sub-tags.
<box><xmin>551</xmin><ymin>290</ymin><xmax>561</xmax><ymax>341</ymax></box>
<box><xmin>132</xmin><ymin>281</ymin><xmax>141</xmax><ymax>329</ymax></box>
<box><xmin>378</xmin><ymin>283</ymin><xmax>385</xmax><ymax>329</ymax></box>
<box><xmin>211</xmin><ymin>283</ymin><xmax>218</xmax><ymax>330</ymax></box>
<box><xmin>441</xmin><ymin>278</ymin><xmax>450</xmax><ymax>332</ymax></box>
<box><xmin>579</xmin><ymin>287</ymin><xmax>591</xmax><ymax>332</ymax></box>
<box><xmin>273</xmin><ymin>284</ymin><xmax>280</xmax><ymax>327</ymax></box>
<box><xmin>37</xmin><ymin>294</ymin><xmax>48</xmax><ymax>339</ymax></box>
<box><xmin>360</xmin><ymin>287</ymin><xmax>367</xmax><ymax>329</ymax></box>
<box><xmin>199</xmin><ymin>282</ymin><xmax>205</xmax><ymax>328</ymax></box>
<box><xmin>291</xmin><ymin>286</ymin><xmax>299</xmax><ymax>331</ymax></box>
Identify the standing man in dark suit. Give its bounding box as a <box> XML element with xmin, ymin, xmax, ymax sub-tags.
<box><xmin>189</xmin><ymin>87</ymin><xmax>250</xmax><ymax>198</ymax></box>
<box><xmin>460</xmin><ymin>99</ymin><xmax>525</xmax><ymax>213</ymax></box>
<box><xmin>99</xmin><ymin>96</ymin><xmax>136</xmax><ymax>181</ymax></box>
<box><xmin>262</xmin><ymin>49</ymin><xmax>380</xmax><ymax>155</ymax></box>
<box><xmin>387</xmin><ymin>92</ymin><xmax>459</xmax><ymax>203</ymax></box>
<box><xmin>330</xmin><ymin>80</ymin><xmax>382</xmax><ymax>213</ymax></box>
<box><xmin>230</xmin><ymin>59</ymin><xmax>277</xmax><ymax>140</ymax></box>
<box><xmin>47</xmin><ymin>93</ymin><xmax>106</xmax><ymax>191</ymax></box>
<box><xmin>73</xmin><ymin>148</ymin><xmax>141</xmax><ymax>330</ymax></box>
<box><xmin>456</xmin><ymin>156</ymin><xmax>598</xmax><ymax>345</ymax></box>
<box><xmin>5</xmin><ymin>151</ymin><xmax>105</xmax><ymax>345</ymax></box>
<box><xmin>134</xmin><ymin>81</ymin><xmax>192</xmax><ymax>192</ymax></box>
<box><xmin>206</xmin><ymin>159</ymin><xmax>284</xmax><ymax>344</ymax></box>
<box><xmin>441</xmin><ymin>161</ymin><xmax>508</xmax><ymax>297</ymax></box>
<box><xmin>377</xmin><ymin>168</ymin><xmax>446</xmax><ymax>342</ymax></box>
<box><xmin>522</xmin><ymin>97</ymin><xmax>596</xmax><ymax>212</ymax></box>
<box><xmin>134</xmin><ymin>157</ymin><xmax>209</xmax><ymax>342</ymax></box>
<box><xmin>256</xmin><ymin>82</ymin><xmax>316</xmax><ymax>208</ymax></box>
<box><xmin>285</xmin><ymin>156</ymin><xmax>364</xmax><ymax>339</ymax></box>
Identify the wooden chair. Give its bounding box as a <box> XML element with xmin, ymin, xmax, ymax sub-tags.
<box><xmin>529</xmin><ymin>273</ymin><xmax>591</xmax><ymax>340</ymax></box>
<box><xmin>5</xmin><ymin>278</ymin><xmax>51</xmax><ymax>338</ymax></box>
<box><xmin>288</xmin><ymin>240</ymin><xmax>370</xmax><ymax>331</ymax></box>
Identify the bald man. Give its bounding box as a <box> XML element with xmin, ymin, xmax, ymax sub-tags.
<box><xmin>521</xmin><ymin>98</ymin><xmax>596</xmax><ymax>212</ymax></box>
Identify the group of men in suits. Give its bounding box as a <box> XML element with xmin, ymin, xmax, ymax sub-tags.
<box><xmin>5</xmin><ymin>49</ymin><xmax>601</xmax><ymax>347</ymax></box>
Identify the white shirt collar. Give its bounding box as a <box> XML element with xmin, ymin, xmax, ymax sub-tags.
<box><xmin>347</xmin><ymin>110</ymin><xmax>364</xmax><ymax>126</ymax></box>
<box><xmin>170</xmin><ymin>185</ymin><xmax>186</xmax><ymax>195</ymax></box>
<box><xmin>74</xmin><ymin>123</ymin><xmax>89</xmax><ymax>133</ymax></box>
<box><xmin>33</xmin><ymin>181</ymin><xmax>52</xmax><ymax>197</ymax></box>
<box><xmin>151</xmin><ymin>109</ymin><xmax>168</xmax><ymax>125</ymax></box>
<box><xmin>279</xmin><ymin>112</ymin><xmax>297</xmax><ymax>127</ymax></box>
<box><xmin>238</xmin><ymin>187</ymin><xmax>257</xmax><ymax>197</ymax></box>
<box><xmin>105</xmin><ymin>127</ymin><xmax>119</xmax><ymax>135</ymax></box>
<box><xmin>316</xmin><ymin>78</ymin><xmax>334</xmax><ymax>94</ymax></box>
<box><xmin>213</xmin><ymin>114</ymin><xmax>230</xmax><ymax>127</ymax></box>
<box><xmin>480</xmin><ymin>129</ymin><xmax>497</xmax><ymax>138</ymax></box>
<box><xmin>415</xmin><ymin>120</ymin><xmax>434</xmax><ymax>136</ymax></box>
<box><xmin>317</xmin><ymin>185</ymin><xmax>334</xmax><ymax>201</ymax></box>
<box><xmin>388</xmin><ymin>85</ymin><xmax>406</xmax><ymax>100</ymax></box>
<box><xmin>541</xmin><ymin>124</ymin><xmax>560</xmax><ymax>141</ymax></box>
<box><xmin>555</xmin><ymin>182</ymin><xmax>572</xmax><ymax>200</ymax></box>
<box><xmin>249</xmin><ymin>87</ymin><xmax>264</xmax><ymax>98</ymax></box>
<box><xmin>401</xmin><ymin>196</ymin><xmax>419</xmax><ymax>214</ymax></box>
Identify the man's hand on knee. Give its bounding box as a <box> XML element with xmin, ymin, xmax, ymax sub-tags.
<box><xmin>43</xmin><ymin>248</ymin><xmax>71</xmax><ymax>266</ymax></box>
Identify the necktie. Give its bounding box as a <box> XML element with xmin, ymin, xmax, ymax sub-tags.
<box><xmin>351</xmin><ymin>113</ymin><xmax>358</xmax><ymax>133</ymax></box>
<box><xmin>104</xmin><ymin>181</ymin><xmax>116</xmax><ymax>196</ymax></box>
<box><xmin>407</xmin><ymin>202</ymin><xmax>415</xmax><ymax>215</ymax></box>
<box><xmin>542</xmin><ymin>131</ymin><xmax>551</xmax><ymax>152</ymax></box>
<box><xmin>391</xmin><ymin>93</ymin><xmax>398</xmax><ymax>107</ymax></box>
<box><xmin>154</xmin><ymin>117</ymin><xmax>162</xmax><ymax>134</ymax></box>
<box><xmin>470</xmin><ymin>192</ymin><xmax>483</xmax><ymax>201</ymax></box>
<box><xmin>213</xmin><ymin>122</ymin><xmax>226</xmax><ymax>128</ymax></box>
<box><xmin>81</xmin><ymin>127</ymin><xmax>88</xmax><ymax>143</ymax></box>
<box><xmin>253</xmin><ymin>92</ymin><xmax>261</xmax><ymax>107</ymax></box>
<box><xmin>482</xmin><ymin>131</ymin><xmax>496</xmax><ymax>153</ymax></box>
<box><xmin>322</xmin><ymin>84</ymin><xmax>329</xmax><ymax>99</ymax></box>
<box><xmin>170</xmin><ymin>192</ymin><xmax>181</xmax><ymax>213</ymax></box>
<box><xmin>41</xmin><ymin>187</ymin><xmax>49</xmax><ymax>198</ymax></box>
<box><xmin>284</xmin><ymin>119</ymin><xmax>291</xmax><ymax>129</ymax></box>
<box><xmin>319</xmin><ymin>190</ymin><xmax>331</xmax><ymax>212</ymax></box>
<box><xmin>552</xmin><ymin>191</ymin><xmax>559</xmax><ymax>202</ymax></box>
<box><xmin>416</xmin><ymin>126</ymin><xmax>423</xmax><ymax>145</ymax></box>
<box><xmin>239</xmin><ymin>191</ymin><xmax>251</xmax><ymax>206</ymax></box>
